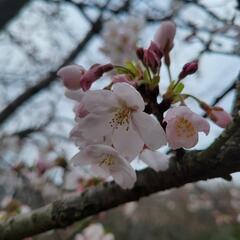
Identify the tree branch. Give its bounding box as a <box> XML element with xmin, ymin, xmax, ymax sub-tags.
<box><xmin>1</xmin><ymin>115</ymin><xmax>240</xmax><ymax>239</ymax></box>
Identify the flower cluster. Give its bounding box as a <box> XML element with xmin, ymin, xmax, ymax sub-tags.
<box><xmin>58</xmin><ymin>21</ymin><xmax>232</xmax><ymax>189</ymax></box>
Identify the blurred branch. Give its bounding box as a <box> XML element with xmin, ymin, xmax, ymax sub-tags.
<box><xmin>1</xmin><ymin>113</ymin><xmax>240</xmax><ymax>239</ymax></box>
<box><xmin>0</xmin><ymin>0</ymin><xmax>130</xmax><ymax>126</ymax></box>
<box><xmin>0</xmin><ymin>0</ymin><xmax>30</xmax><ymax>30</ymax></box>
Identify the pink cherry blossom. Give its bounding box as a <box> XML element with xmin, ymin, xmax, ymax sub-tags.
<box><xmin>72</xmin><ymin>144</ymin><xmax>136</xmax><ymax>189</ymax></box>
<box><xmin>164</xmin><ymin>106</ymin><xmax>210</xmax><ymax>149</ymax></box>
<box><xmin>139</xmin><ymin>149</ymin><xmax>169</xmax><ymax>172</ymax></box>
<box><xmin>57</xmin><ymin>65</ymin><xmax>85</xmax><ymax>90</ymax></box>
<box><xmin>153</xmin><ymin>21</ymin><xmax>176</xmax><ymax>65</ymax></box>
<box><xmin>76</xmin><ymin>83</ymin><xmax>167</xmax><ymax>159</ymax></box>
<box><xmin>209</xmin><ymin>107</ymin><xmax>232</xmax><ymax>128</ymax></box>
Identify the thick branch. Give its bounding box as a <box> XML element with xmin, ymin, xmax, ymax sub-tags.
<box><xmin>1</xmin><ymin>116</ymin><xmax>240</xmax><ymax>239</ymax></box>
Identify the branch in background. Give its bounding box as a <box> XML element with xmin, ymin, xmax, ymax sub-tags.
<box><xmin>1</xmin><ymin>114</ymin><xmax>240</xmax><ymax>239</ymax></box>
<box><xmin>0</xmin><ymin>0</ymin><xmax>30</xmax><ymax>30</ymax></box>
<box><xmin>0</xmin><ymin>0</ymin><xmax>130</xmax><ymax>126</ymax></box>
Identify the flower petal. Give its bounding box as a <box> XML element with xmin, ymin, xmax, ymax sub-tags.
<box><xmin>82</xmin><ymin>90</ymin><xmax>119</xmax><ymax>113</ymax></box>
<box><xmin>65</xmin><ymin>89</ymin><xmax>85</xmax><ymax>102</ymax></box>
<box><xmin>112</xmin><ymin>122</ymin><xmax>144</xmax><ymax>160</ymax></box>
<box><xmin>78</xmin><ymin>113</ymin><xmax>113</xmax><ymax>140</ymax></box>
<box><xmin>191</xmin><ymin>114</ymin><xmax>210</xmax><ymax>135</ymax></box>
<box><xmin>112</xmin><ymin>83</ymin><xmax>145</xmax><ymax>111</ymax></box>
<box><xmin>140</xmin><ymin>149</ymin><xmax>169</xmax><ymax>171</ymax></box>
<box><xmin>110</xmin><ymin>155</ymin><xmax>137</xmax><ymax>189</ymax></box>
<box><xmin>132</xmin><ymin>112</ymin><xmax>167</xmax><ymax>150</ymax></box>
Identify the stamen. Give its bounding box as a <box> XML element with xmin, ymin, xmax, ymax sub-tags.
<box><xmin>109</xmin><ymin>106</ymin><xmax>132</xmax><ymax>130</ymax></box>
<box><xmin>99</xmin><ymin>155</ymin><xmax>114</xmax><ymax>166</ymax></box>
<box><xmin>175</xmin><ymin>117</ymin><xmax>195</xmax><ymax>138</ymax></box>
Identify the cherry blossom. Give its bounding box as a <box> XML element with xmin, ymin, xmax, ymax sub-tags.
<box><xmin>164</xmin><ymin>106</ymin><xmax>210</xmax><ymax>149</ymax></box>
<box><xmin>75</xmin><ymin>83</ymin><xmax>167</xmax><ymax>159</ymax></box>
<box><xmin>100</xmin><ymin>17</ymin><xmax>144</xmax><ymax>64</ymax></box>
<box><xmin>139</xmin><ymin>149</ymin><xmax>169</xmax><ymax>172</ymax></box>
<box><xmin>72</xmin><ymin>144</ymin><xmax>136</xmax><ymax>189</ymax></box>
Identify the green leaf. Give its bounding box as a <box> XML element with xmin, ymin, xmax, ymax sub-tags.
<box><xmin>174</xmin><ymin>82</ymin><xmax>184</xmax><ymax>94</ymax></box>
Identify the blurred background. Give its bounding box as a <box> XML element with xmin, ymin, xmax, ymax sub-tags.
<box><xmin>0</xmin><ymin>0</ymin><xmax>240</xmax><ymax>239</ymax></box>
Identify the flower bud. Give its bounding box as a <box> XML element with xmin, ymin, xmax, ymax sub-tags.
<box><xmin>57</xmin><ymin>65</ymin><xmax>85</xmax><ymax>90</ymax></box>
<box><xmin>179</xmin><ymin>61</ymin><xmax>198</xmax><ymax>80</ymax></box>
<box><xmin>153</xmin><ymin>21</ymin><xmax>176</xmax><ymax>66</ymax></box>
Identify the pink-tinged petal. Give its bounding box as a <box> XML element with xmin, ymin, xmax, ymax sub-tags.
<box><xmin>71</xmin><ymin>150</ymin><xmax>98</xmax><ymax>166</ymax></box>
<box><xmin>190</xmin><ymin>114</ymin><xmax>210</xmax><ymax>135</ymax></box>
<box><xmin>78</xmin><ymin>113</ymin><xmax>113</xmax><ymax>140</ymax></box>
<box><xmin>90</xmin><ymin>165</ymin><xmax>110</xmax><ymax>178</ymax></box>
<box><xmin>132</xmin><ymin>112</ymin><xmax>167</xmax><ymax>150</ymax></box>
<box><xmin>165</xmin><ymin>118</ymin><xmax>198</xmax><ymax>149</ymax></box>
<box><xmin>112</xmin><ymin>122</ymin><xmax>144</xmax><ymax>160</ymax></box>
<box><xmin>82</xmin><ymin>90</ymin><xmax>119</xmax><ymax>113</ymax></box>
<box><xmin>164</xmin><ymin>106</ymin><xmax>193</xmax><ymax>122</ymax></box>
<box><xmin>140</xmin><ymin>149</ymin><xmax>169</xmax><ymax>171</ymax></box>
<box><xmin>153</xmin><ymin>21</ymin><xmax>176</xmax><ymax>53</ymax></box>
<box><xmin>57</xmin><ymin>65</ymin><xmax>85</xmax><ymax>90</ymax></box>
<box><xmin>110</xmin><ymin>156</ymin><xmax>137</xmax><ymax>189</ymax></box>
<box><xmin>74</xmin><ymin>103</ymin><xmax>89</xmax><ymax>118</ymax></box>
<box><xmin>211</xmin><ymin>109</ymin><xmax>232</xmax><ymax>128</ymax></box>
<box><xmin>112</xmin><ymin>83</ymin><xmax>145</xmax><ymax>111</ymax></box>
<box><xmin>64</xmin><ymin>89</ymin><xmax>85</xmax><ymax>102</ymax></box>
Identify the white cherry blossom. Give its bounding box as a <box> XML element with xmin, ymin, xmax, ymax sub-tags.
<box><xmin>72</xmin><ymin>144</ymin><xmax>136</xmax><ymax>189</ymax></box>
<box><xmin>75</xmin><ymin>83</ymin><xmax>167</xmax><ymax>160</ymax></box>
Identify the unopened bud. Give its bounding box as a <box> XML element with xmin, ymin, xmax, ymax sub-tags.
<box><xmin>179</xmin><ymin>61</ymin><xmax>198</xmax><ymax>79</ymax></box>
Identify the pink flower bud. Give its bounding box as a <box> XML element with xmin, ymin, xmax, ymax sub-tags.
<box><xmin>209</xmin><ymin>107</ymin><xmax>232</xmax><ymax>128</ymax></box>
<box><xmin>153</xmin><ymin>21</ymin><xmax>176</xmax><ymax>65</ymax></box>
<box><xmin>179</xmin><ymin>60</ymin><xmax>198</xmax><ymax>79</ymax></box>
<box><xmin>57</xmin><ymin>65</ymin><xmax>85</xmax><ymax>90</ymax></box>
<box><xmin>80</xmin><ymin>63</ymin><xmax>113</xmax><ymax>91</ymax></box>
<box><xmin>137</xmin><ymin>42</ymin><xmax>162</xmax><ymax>73</ymax></box>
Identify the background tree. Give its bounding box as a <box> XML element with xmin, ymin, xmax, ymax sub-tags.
<box><xmin>0</xmin><ymin>0</ymin><xmax>239</xmax><ymax>239</ymax></box>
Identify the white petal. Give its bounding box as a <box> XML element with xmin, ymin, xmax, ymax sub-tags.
<box><xmin>112</xmin><ymin>83</ymin><xmax>145</xmax><ymax>111</ymax></box>
<box><xmin>82</xmin><ymin>89</ymin><xmax>119</xmax><ymax>113</ymax></box>
<box><xmin>132</xmin><ymin>112</ymin><xmax>167</xmax><ymax>150</ymax></box>
<box><xmin>110</xmin><ymin>155</ymin><xmax>137</xmax><ymax>189</ymax></box>
<box><xmin>140</xmin><ymin>149</ymin><xmax>169</xmax><ymax>171</ymax></box>
<box><xmin>71</xmin><ymin>150</ymin><xmax>97</xmax><ymax>166</ymax></box>
<box><xmin>90</xmin><ymin>165</ymin><xmax>110</xmax><ymax>178</ymax></box>
<box><xmin>78</xmin><ymin>113</ymin><xmax>113</xmax><ymax>140</ymax></box>
<box><xmin>64</xmin><ymin>89</ymin><xmax>85</xmax><ymax>102</ymax></box>
<box><xmin>112</xmin><ymin>122</ymin><xmax>144</xmax><ymax>160</ymax></box>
